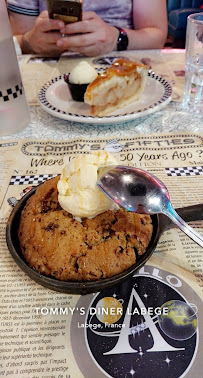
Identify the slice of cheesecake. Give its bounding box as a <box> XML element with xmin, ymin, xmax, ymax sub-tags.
<box><xmin>84</xmin><ymin>58</ymin><xmax>148</xmax><ymax>117</ymax></box>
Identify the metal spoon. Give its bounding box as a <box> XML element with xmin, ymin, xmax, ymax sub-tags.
<box><xmin>98</xmin><ymin>166</ymin><xmax>203</xmax><ymax>248</ymax></box>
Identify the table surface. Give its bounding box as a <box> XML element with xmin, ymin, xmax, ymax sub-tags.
<box><xmin>0</xmin><ymin>50</ymin><xmax>203</xmax><ymax>378</ymax></box>
<box><xmin>0</xmin><ymin>49</ymin><xmax>202</xmax><ymax>141</ymax></box>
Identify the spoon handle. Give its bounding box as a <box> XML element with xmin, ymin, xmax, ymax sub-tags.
<box><xmin>164</xmin><ymin>203</ymin><xmax>203</xmax><ymax>248</ymax></box>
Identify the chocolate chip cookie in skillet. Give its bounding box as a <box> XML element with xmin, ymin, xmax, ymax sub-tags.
<box><xmin>18</xmin><ymin>175</ymin><xmax>153</xmax><ymax>281</ymax></box>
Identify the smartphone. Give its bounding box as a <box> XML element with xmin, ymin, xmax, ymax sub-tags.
<box><xmin>46</xmin><ymin>0</ymin><xmax>82</xmax><ymax>24</ymax></box>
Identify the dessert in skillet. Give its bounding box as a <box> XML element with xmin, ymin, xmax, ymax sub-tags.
<box><xmin>84</xmin><ymin>58</ymin><xmax>148</xmax><ymax>116</ymax></box>
<box><xmin>18</xmin><ymin>151</ymin><xmax>153</xmax><ymax>281</ymax></box>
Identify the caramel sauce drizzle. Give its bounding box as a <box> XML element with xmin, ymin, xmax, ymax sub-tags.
<box><xmin>86</xmin><ymin>58</ymin><xmax>146</xmax><ymax>93</ymax></box>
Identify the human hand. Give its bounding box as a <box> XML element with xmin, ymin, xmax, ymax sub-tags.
<box><xmin>22</xmin><ymin>11</ymin><xmax>66</xmax><ymax>56</ymax></box>
<box><xmin>57</xmin><ymin>11</ymin><xmax>119</xmax><ymax>56</ymax></box>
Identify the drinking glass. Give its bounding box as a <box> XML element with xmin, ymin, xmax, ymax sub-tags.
<box><xmin>0</xmin><ymin>1</ymin><xmax>30</xmax><ymax>136</ymax></box>
<box><xmin>182</xmin><ymin>13</ymin><xmax>203</xmax><ymax>114</ymax></box>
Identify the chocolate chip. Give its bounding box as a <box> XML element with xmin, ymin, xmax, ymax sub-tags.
<box><xmin>115</xmin><ymin>246</ymin><xmax>124</xmax><ymax>255</ymax></box>
<box><xmin>44</xmin><ymin>222</ymin><xmax>59</xmax><ymax>232</ymax></box>
<box><xmin>133</xmin><ymin>247</ymin><xmax>139</xmax><ymax>260</ymax></box>
<box><xmin>44</xmin><ymin>187</ymin><xmax>55</xmax><ymax>200</ymax></box>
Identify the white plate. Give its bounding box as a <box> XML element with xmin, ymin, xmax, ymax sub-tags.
<box><xmin>38</xmin><ymin>73</ymin><xmax>172</xmax><ymax>124</ymax></box>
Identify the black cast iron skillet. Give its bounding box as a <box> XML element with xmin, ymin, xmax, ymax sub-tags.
<box><xmin>6</xmin><ymin>187</ymin><xmax>203</xmax><ymax>295</ymax></box>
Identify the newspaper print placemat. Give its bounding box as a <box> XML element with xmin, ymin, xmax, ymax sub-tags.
<box><xmin>0</xmin><ymin>132</ymin><xmax>202</xmax><ymax>377</ymax></box>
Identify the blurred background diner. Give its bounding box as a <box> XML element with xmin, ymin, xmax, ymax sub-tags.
<box><xmin>166</xmin><ymin>0</ymin><xmax>203</xmax><ymax>48</ymax></box>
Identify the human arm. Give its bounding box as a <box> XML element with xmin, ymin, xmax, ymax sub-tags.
<box><xmin>9</xmin><ymin>0</ymin><xmax>168</xmax><ymax>56</ymax></box>
<box><xmin>56</xmin><ymin>0</ymin><xmax>168</xmax><ymax>56</ymax></box>
<box><xmin>129</xmin><ymin>0</ymin><xmax>168</xmax><ymax>49</ymax></box>
<box><xmin>8</xmin><ymin>10</ymin><xmax>66</xmax><ymax>56</ymax></box>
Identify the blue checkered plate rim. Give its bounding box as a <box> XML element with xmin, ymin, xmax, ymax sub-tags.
<box><xmin>38</xmin><ymin>72</ymin><xmax>172</xmax><ymax>124</ymax></box>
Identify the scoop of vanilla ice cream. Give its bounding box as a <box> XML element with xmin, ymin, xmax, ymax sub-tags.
<box><xmin>57</xmin><ymin>151</ymin><xmax>118</xmax><ymax>219</ymax></box>
<box><xmin>69</xmin><ymin>61</ymin><xmax>98</xmax><ymax>84</ymax></box>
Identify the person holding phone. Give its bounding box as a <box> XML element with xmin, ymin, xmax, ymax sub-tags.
<box><xmin>7</xmin><ymin>0</ymin><xmax>168</xmax><ymax>57</ymax></box>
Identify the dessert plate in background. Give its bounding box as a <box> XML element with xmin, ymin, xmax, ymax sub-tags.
<box><xmin>38</xmin><ymin>72</ymin><xmax>172</xmax><ymax>124</ymax></box>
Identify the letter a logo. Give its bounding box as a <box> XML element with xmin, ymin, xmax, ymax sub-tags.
<box><xmin>104</xmin><ymin>288</ymin><xmax>184</xmax><ymax>355</ymax></box>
